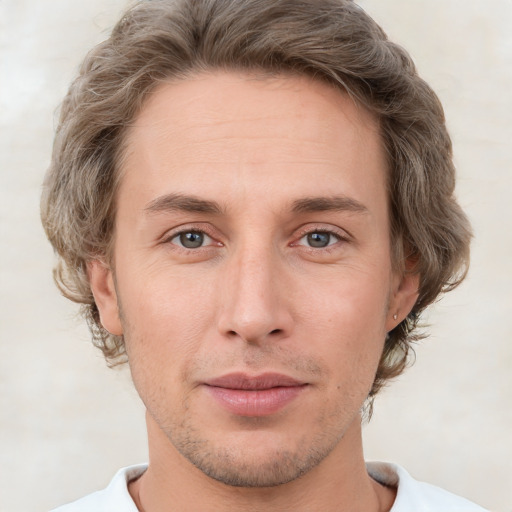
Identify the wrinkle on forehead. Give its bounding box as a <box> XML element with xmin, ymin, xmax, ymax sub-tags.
<box><xmin>124</xmin><ymin>69</ymin><xmax>380</xmax><ymax>148</ymax></box>
<box><xmin>116</xmin><ymin>70</ymin><xmax>387</xmax><ymax>235</ymax></box>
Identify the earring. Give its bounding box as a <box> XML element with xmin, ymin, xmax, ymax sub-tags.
<box><xmin>393</xmin><ymin>313</ymin><xmax>398</xmax><ymax>320</ymax></box>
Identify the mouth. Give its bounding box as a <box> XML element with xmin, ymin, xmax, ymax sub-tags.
<box><xmin>203</xmin><ymin>372</ymin><xmax>308</xmax><ymax>417</ymax></box>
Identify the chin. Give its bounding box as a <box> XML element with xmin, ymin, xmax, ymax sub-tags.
<box><xmin>187</xmin><ymin>446</ymin><xmax>326</xmax><ymax>488</ymax></box>
<box><xmin>168</xmin><ymin>422</ymin><xmax>343</xmax><ymax>488</ymax></box>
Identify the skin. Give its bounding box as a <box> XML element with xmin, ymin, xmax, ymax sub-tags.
<box><xmin>89</xmin><ymin>71</ymin><xmax>419</xmax><ymax>512</ymax></box>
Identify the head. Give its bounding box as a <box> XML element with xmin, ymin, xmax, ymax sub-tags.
<box><xmin>42</xmin><ymin>0</ymin><xmax>470</xmax><ymax>420</ymax></box>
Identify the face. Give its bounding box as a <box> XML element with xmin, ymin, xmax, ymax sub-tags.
<box><xmin>90</xmin><ymin>71</ymin><xmax>418</xmax><ymax>487</ymax></box>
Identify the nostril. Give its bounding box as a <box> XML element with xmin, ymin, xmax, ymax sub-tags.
<box><xmin>224</xmin><ymin>328</ymin><xmax>285</xmax><ymax>341</ymax></box>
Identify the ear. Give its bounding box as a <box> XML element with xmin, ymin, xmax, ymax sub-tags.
<box><xmin>385</xmin><ymin>270</ymin><xmax>420</xmax><ymax>332</ymax></box>
<box><xmin>87</xmin><ymin>260</ymin><xmax>123</xmax><ymax>336</ymax></box>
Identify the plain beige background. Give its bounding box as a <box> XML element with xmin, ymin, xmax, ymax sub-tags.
<box><xmin>1</xmin><ymin>1</ymin><xmax>511</xmax><ymax>511</ymax></box>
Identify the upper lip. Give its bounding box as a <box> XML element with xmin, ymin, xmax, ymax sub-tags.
<box><xmin>204</xmin><ymin>372</ymin><xmax>306</xmax><ymax>390</ymax></box>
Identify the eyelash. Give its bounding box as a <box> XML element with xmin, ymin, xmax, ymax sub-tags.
<box><xmin>291</xmin><ymin>226</ymin><xmax>349</xmax><ymax>251</ymax></box>
<box><xmin>161</xmin><ymin>224</ymin><xmax>222</xmax><ymax>251</ymax></box>
<box><xmin>162</xmin><ymin>224</ymin><xmax>349</xmax><ymax>254</ymax></box>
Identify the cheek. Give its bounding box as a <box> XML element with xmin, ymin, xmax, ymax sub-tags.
<box><xmin>118</xmin><ymin>267</ymin><xmax>217</xmax><ymax>374</ymax></box>
<box><xmin>299</xmin><ymin>269</ymin><xmax>390</xmax><ymax>381</ymax></box>
<box><xmin>302</xmin><ymin>267</ymin><xmax>391</xmax><ymax>335</ymax></box>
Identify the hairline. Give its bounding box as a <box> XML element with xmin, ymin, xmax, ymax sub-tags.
<box><xmin>106</xmin><ymin>68</ymin><xmax>395</xmax><ymax>269</ymax></box>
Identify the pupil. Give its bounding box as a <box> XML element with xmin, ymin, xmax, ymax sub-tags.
<box><xmin>180</xmin><ymin>232</ymin><xmax>204</xmax><ymax>248</ymax></box>
<box><xmin>308</xmin><ymin>232</ymin><xmax>330</xmax><ymax>247</ymax></box>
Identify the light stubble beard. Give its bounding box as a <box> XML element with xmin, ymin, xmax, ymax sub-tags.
<box><xmin>118</xmin><ymin>294</ymin><xmax>375</xmax><ymax>489</ymax></box>
<box><xmin>162</xmin><ymin>411</ymin><xmax>349</xmax><ymax>488</ymax></box>
<box><xmin>130</xmin><ymin>344</ymin><xmax>372</xmax><ymax>489</ymax></box>
<box><xmin>154</xmin><ymin>348</ymin><xmax>362</xmax><ymax>488</ymax></box>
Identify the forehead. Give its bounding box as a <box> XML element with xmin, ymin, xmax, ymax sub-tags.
<box><xmin>125</xmin><ymin>71</ymin><xmax>380</xmax><ymax>151</ymax></box>
<box><xmin>119</xmin><ymin>71</ymin><xmax>386</xmax><ymax>212</ymax></box>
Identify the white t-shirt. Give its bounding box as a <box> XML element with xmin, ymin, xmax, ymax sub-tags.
<box><xmin>50</xmin><ymin>462</ymin><xmax>488</xmax><ymax>511</ymax></box>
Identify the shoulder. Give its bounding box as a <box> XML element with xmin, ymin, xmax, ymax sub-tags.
<box><xmin>367</xmin><ymin>461</ymin><xmax>489</xmax><ymax>512</ymax></box>
<box><xmin>49</xmin><ymin>464</ymin><xmax>147</xmax><ymax>512</ymax></box>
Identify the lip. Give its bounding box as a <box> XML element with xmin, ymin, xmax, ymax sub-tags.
<box><xmin>203</xmin><ymin>372</ymin><xmax>308</xmax><ymax>417</ymax></box>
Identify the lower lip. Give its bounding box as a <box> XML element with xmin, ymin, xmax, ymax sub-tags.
<box><xmin>205</xmin><ymin>385</ymin><xmax>306</xmax><ymax>416</ymax></box>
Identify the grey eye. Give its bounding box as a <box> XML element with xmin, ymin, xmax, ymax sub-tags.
<box><xmin>307</xmin><ymin>232</ymin><xmax>331</xmax><ymax>247</ymax></box>
<box><xmin>299</xmin><ymin>231</ymin><xmax>340</xmax><ymax>248</ymax></box>
<box><xmin>174</xmin><ymin>231</ymin><xmax>207</xmax><ymax>248</ymax></box>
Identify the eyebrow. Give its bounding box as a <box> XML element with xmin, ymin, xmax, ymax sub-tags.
<box><xmin>291</xmin><ymin>196</ymin><xmax>369</xmax><ymax>215</ymax></box>
<box><xmin>144</xmin><ymin>193</ymin><xmax>368</xmax><ymax>216</ymax></box>
<box><xmin>144</xmin><ymin>193</ymin><xmax>224</xmax><ymax>215</ymax></box>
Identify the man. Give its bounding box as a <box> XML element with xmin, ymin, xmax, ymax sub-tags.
<box><xmin>41</xmin><ymin>0</ymin><xmax>487</xmax><ymax>510</ymax></box>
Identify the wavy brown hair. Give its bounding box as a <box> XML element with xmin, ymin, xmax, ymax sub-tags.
<box><xmin>41</xmin><ymin>0</ymin><xmax>471</xmax><ymax>404</ymax></box>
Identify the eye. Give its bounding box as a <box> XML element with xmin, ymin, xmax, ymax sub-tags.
<box><xmin>299</xmin><ymin>231</ymin><xmax>340</xmax><ymax>248</ymax></box>
<box><xmin>171</xmin><ymin>230</ymin><xmax>212</xmax><ymax>249</ymax></box>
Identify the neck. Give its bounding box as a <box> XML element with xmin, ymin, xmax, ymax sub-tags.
<box><xmin>129</xmin><ymin>412</ymin><xmax>395</xmax><ymax>512</ymax></box>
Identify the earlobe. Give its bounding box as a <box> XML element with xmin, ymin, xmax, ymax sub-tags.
<box><xmin>386</xmin><ymin>271</ymin><xmax>420</xmax><ymax>332</ymax></box>
<box><xmin>87</xmin><ymin>260</ymin><xmax>123</xmax><ymax>336</ymax></box>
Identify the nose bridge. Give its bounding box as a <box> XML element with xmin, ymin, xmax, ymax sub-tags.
<box><xmin>217</xmin><ymin>237</ymin><xmax>291</xmax><ymax>343</ymax></box>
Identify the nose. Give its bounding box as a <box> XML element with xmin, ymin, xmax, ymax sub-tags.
<box><xmin>217</xmin><ymin>246</ymin><xmax>293</xmax><ymax>345</ymax></box>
